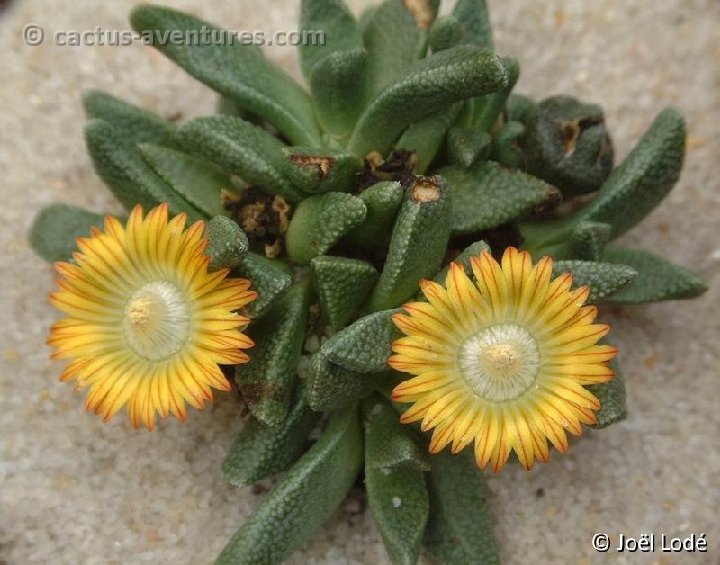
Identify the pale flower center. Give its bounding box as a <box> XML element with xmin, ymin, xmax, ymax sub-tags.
<box><xmin>122</xmin><ymin>281</ymin><xmax>190</xmax><ymax>362</ymax></box>
<box><xmin>459</xmin><ymin>323</ymin><xmax>540</xmax><ymax>402</ymax></box>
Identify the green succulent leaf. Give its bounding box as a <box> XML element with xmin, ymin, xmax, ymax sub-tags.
<box><xmin>348</xmin><ymin>180</ymin><xmax>405</xmax><ymax>249</ymax></box>
<box><xmin>236</xmin><ymin>281</ymin><xmax>312</xmax><ymax>426</ymax></box>
<box><xmin>298</xmin><ymin>0</ymin><xmax>363</xmax><ymax>80</ymax></box>
<box><xmin>83</xmin><ymin>90</ymin><xmax>181</xmax><ymax>148</ymax></box>
<box><xmin>366</xmin><ymin>176</ymin><xmax>451</xmax><ymax>312</ymax></box>
<box><xmin>440</xmin><ymin>161</ymin><xmax>560</xmax><ymax>236</ymax></box>
<box><xmin>602</xmin><ymin>247</ymin><xmax>707</xmax><ymax>303</ymax></box>
<box><xmin>362</xmin><ymin>0</ymin><xmax>429</xmax><ymax>99</ymax></box>
<box><xmin>177</xmin><ymin>115</ymin><xmax>303</xmax><ymax>203</ymax></box>
<box><xmin>396</xmin><ymin>103</ymin><xmax>463</xmax><ymax>174</ymax></box>
<box><xmin>205</xmin><ymin>215</ymin><xmax>249</xmax><ymax>271</ymax></box>
<box><xmin>576</xmin><ymin>107</ymin><xmax>686</xmax><ymax>237</ymax></box>
<box><xmin>490</xmin><ymin>119</ymin><xmax>526</xmax><ymax>169</ymax></box>
<box><xmin>283</xmin><ymin>147</ymin><xmax>364</xmax><ymax>194</ymax></box>
<box><xmin>347</xmin><ymin>45</ymin><xmax>509</xmax><ymax>157</ymax></box>
<box><xmin>428</xmin><ymin>15</ymin><xmax>465</xmax><ymax>52</ymax></box>
<box><xmin>309</xmin><ymin>48</ymin><xmax>368</xmax><ymax>142</ymax></box>
<box><xmin>222</xmin><ymin>386</ymin><xmax>320</xmax><ymax>486</ymax></box>
<box><xmin>363</xmin><ymin>396</ymin><xmax>430</xmax><ymax>472</ymax></box>
<box><xmin>569</xmin><ymin>221</ymin><xmax>612</xmax><ymax>261</ymax></box>
<box><xmin>138</xmin><ymin>143</ymin><xmax>234</xmax><ymax>218</ymax></box>
<box><xmin>216</xmin><ymin>406</ymin><xmax>363</xmax><ymax>565</ymax></box>
<box><xmin>453</xmin><ymin>0</ymin><xmax>493</xmax><ymax>49</ymax></box>
<box><xmin>84</xmin><ymin>119</ymin><xmax>204</xmax><ymax>221</ymax></box>
<box><xmin>285</xmin><ymin>192</ymin><xmax>367</xmax><ymax>264</ymax></box>
<box><xmin>29</xmin><ymin>204</ymin><xmax>106</xmax><ymax>263</ymax></box>
<box><xmin>310</xmin><ymin>256</ymin><xmax>379</xmax><ymax>328</ymax></box>
<box><xmin>424</xmin><ymin>451</ymin><xmax>499</xmax><ymax>565</ymax></box>
<box><xmin>446</xmin><ymin>126</ymin><xmax>491</xmax><ymax>168</ymax></box>
<box><xmin>236</xmin><ymin>252</ymin><xmax>293</xmax><ymax>318</ymax></box>
<box><xmin>552</xmin><ymin>260</ymin><xmax>637</xmax><ymax>304</ymax></box>
<box><xmin>505</xmin><ymin>92</ymin><xmax>537</xmax><ymax>125</ymax></box>
<box><xmin>321</xmin><ymin>309</ymin><xmax>401</xmax><ymax>373</ymax></box>
<box><xmin>473</xmin><ymin>57</ymin><xmax>519</xmax><ymax>133</ymax></box>
<box><xmin>434</xmin><ymin>240</ymin><xmax>491</xmax><ymax>282</ymax></box>
<box><xmin>130</xmin><ymin>5</ymin><xmax>321</xmax><ymax>146</ymax></box>
<box><xmin>523</xmin><ymin>95</ymin><xmax>614</xmax><ymax>195</ymax></box>
<box><xmin>365</xmin><ymin>397</ymin><xmax>429</xmax><ymax>565</ymax></box>
<box><xmin>589</xmin><ymin>358</ymin><xmax>627</xmax><ymax>429</ymax></box>
<box><xmin>307</xmin><ymin>352</ymin><xmax>379</xmax><ymax>411</ymax></box>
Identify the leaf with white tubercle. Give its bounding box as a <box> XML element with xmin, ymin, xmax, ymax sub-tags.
<box><xmin>347</xmin><ymin>45</ymin><xmax>509</xmax><ymax>157</ymax></box>
<box><xmin>283</xmin><ymin>147</ymin><xmax>364</xmax><ymax>194</ymax></box>
<box><xmin>235</xmin><ymin>280</ymin><xmax>312</xmax><ymax>427</ymax></box>
<box><xmin>216</xmin><ymin>406</ymin><xmax>363</xmax><ymax>564</ymax></box>
<box><xmin>204</xmin><ymin>215</ymin><xmax>249</xmax><ymax>271</ymax></box>
<box><xmin>177</xmin><ymin>115</ymin><xmax>304</xmax><ymax>204</ymax></box>
<box><xmin>130</xmin><ymin>5</ymin><xmax>322</xmax><ymax>146</ymax></box>
<box><xmin>364</xmin><ymin>396</ymin><xmax>429</xmax><ymax>565</ymax></box>
<box><xmin>602</xmin><ymin>247</ymin><xmax>707</xmax><ymax>303</ymax></box>
<box><xmin>552</xmin><ymin>260</ymin><xmax>637</xmax><ymax>304</ymax></box>
<box><xmin>221</xmin><ymin>385</ymin><xmax>320</xmax><ymax>486</ymax></box>
<box><xmin>235</xmin><ymin>252</ymin><xmax>293</xmax><ymax>319</ymax></box>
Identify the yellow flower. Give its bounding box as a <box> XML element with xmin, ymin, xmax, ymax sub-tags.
<box><xmin>48</xmin><ymin>204</ymin><xmax>256</xmax><ymax>430</ymax></box>
<box><xmin>389</xmin><ymin>247</ymin><xmax>616</xmax><ymax>472</ymax></box>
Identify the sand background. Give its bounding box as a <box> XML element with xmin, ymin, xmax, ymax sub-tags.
<box><xmin>1</xmin><ymin>0</ymin><xmax>718</xmax><ymax>563</ymax></box>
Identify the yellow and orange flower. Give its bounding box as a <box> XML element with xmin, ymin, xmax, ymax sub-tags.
<box><xmin>389</xmin><ymin>247</ymin><xmax>616</xmax><ymax>472</ymax></box>
<box><xmin>48</xmin><ymin>204</ymin><xmax>256</xmax><ymax>430</ymax></box>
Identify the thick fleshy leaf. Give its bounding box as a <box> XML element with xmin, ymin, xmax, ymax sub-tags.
<box><xmin>216</xmin><ymin>407</ymin><xmax>363</xmax><ymax>564</ymax></box>
<box><xmin>395</xmin><ymin>104</ymin><xmax>463</xmax><ymax>174</ymax></box>
<box><xmin>602</xmin><ymin>247</ymin><xmax>707</xmax><ymax>303</ymax></box>
<box><xmin>205</xmin><ymin>215</ymin><xmax>249</xmax><ymax>271</ymax></box>
<box><xmin>236</xmin><ymin>252</ymin><xmax>293</xmax><ymax>318</ymax></box>
<box><xmin>347</xmin><ymin>180</ymin><xmax>404</xmax><ymax>249</ymax></box>
<box><xmin>522</xmin><ymin>95</ymin><xmax>614</xmax><ymax>195</ymax></box>
<box><xmin>298</xmin><ymin>0</ymin><xmax>363</xmax><ymax>81</ymax></box>
<box><xmin>363</xmin><ymin>397</ymin><xmax>429</xmax><ymax>472</ymax></box>
<box><xmin>29</xmin><ymin>204</ymin><xmax>106</xmax><ymax>263</ymax></box>
<box><xmin>307</xmin><ymin>352</ymin><xmax>379</xmax><ymax>411</ymax></box>
<box><xmin>347</xmin><ymin>45</ymin><xmax>509</xmax><ymax>156</ymax></box>
<box><xmin>428</xmin><ymin>15</ymin><xmax>465</xmax><ymax>52</ymax></box>
<box><xmin>366</xmin><ymin>176</ymin><xmax>451</xmax><ymax>311</ymax></box>
<box><xmin>552</xmin><ymin>260</ymin><xmax>637</xmax><ymax>304</ymax></box>
<box><xmin>321</xmin><ymin>309</ymin><xmax>401</xmax><ymax>373</ymax></box>
<box><xmin>285</xmin><ymin>192</ymin><xmax>367</xmax><ymax>264</ymax></box>
<box><xmin>362</xmin><ymin>0</ymin><xmax>429</xmax><ymax>99</ymax></box>
<box><xmin>84</xmin><ymin>119</ymin><xmax>204</xmax><ymax>221</ymax></box>
<box><xmin>589</xmin><ymin>359</ymin><xmax>626</xmax><ymax>429</ymax></box>
<box><xmin>309</xmin><ymin>49</ymin><xmax>368</xmax><ymax>141</ymax></box>
<box><xmin>83</xmin><ymin>90</ymin><xmax>181</xmax><ymax>148</ymax></box>
<box><xmin>434</xmin><ymin>240</ymin><xmax>491</xmax><ymax>282</ymax></box>
<box><xmin>283</xmin><ymin>147</ymin><xmax>364</xmax><ymax>194</ymax></box>
<box><xmin>446</xmin><ymin>126</ymin><xmax>491</xmax><ymax>168</ymax></box>
<box><xmin>130</xmin><ymin>5</ymin><xmax>321</xmax><ymax>146</ymax></box>
<box><xmin>310</xmin><ymin>256</ymin><xmax>379</xmax><ymax>328</ymax></box>
<box><xmin>365</xmin><ymin>399</ymin><xmax>428</xmax><ymax>565</ymax></box>
<box><xmin>424</xmin><ymin>451</ymin><xmax>499</xmax><ymax>565</ymax></box>
<box><xmin>235</xmin><ymin>281</ymin><xmax>311</xmax><ymax>426</ymax></box>
<box><xmin>505</xmin><ymin>92</ymin><xmax>537</xmax><ymax>125</ymax></box>
<box><xmin>138</xmin><ymin>143</ymin><xmax>234</xmax><ymax>217</ymax></box>
<box><xmin>569</xmin><ymin>221</ymin><xmax>612</xmax><ymax>261</ymax></box>
<box><xmin>472</xmin><ymin>57</ymin><xmax>519</xmax><ymax>132</ymax></box>
<box><xmin>222</xmin><ymin>387</ymin><xmax>320</xmax><ymax>486</ymax></box>
<box><xmin>453</xmin><ymin>0</ymin><xmax>493</xmax><ymax>49</ymax></box>
<box><xmin>490</xmin><ymin>120</ymin><xmax>526</xmax><ymax>169</ymax></box>
<box><xmin>177</xmin><ymin>116</ymin><xmax>303</xmax><ymax>203</ymax></box>
<box><xmin>576</xmin><ymin>108</ymin><xmax>686</xmax><ymax>237</ymax></box>
<box><xmin>440</xmin><ymin>161</ymin><xmax>560</xmax><ymax>236</ymax></box>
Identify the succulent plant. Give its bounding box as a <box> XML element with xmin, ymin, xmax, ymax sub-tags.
<box><xmin>30</xmin><ymin>0</ymin><xmax>707</xmax><ymax>563</ymax></box>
